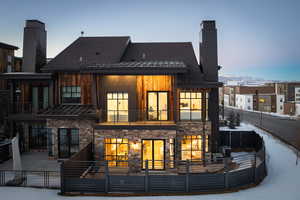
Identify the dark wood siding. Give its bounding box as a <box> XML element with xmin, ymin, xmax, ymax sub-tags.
<box><xmin>56</xmin><ymin>73</ymin><xmax>92</xmax><ymax>105</ymax></box>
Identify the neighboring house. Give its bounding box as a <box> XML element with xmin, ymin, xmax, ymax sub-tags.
<box><xmin>0</xmin><ymin>20</ymin><xmax>222</xmax><ymax>171</ymax></box>
<box><xmin>221</xmin><ymin>85</ymin><xmax>285</xmax><ymax>114</ymax></box>
<box><xmin>268</xmin><ymin>82</ymin><xmax>300</xmax><ymax>115</ymax></box>
<box><xmin>0</xmin><ymin>42</ymin><xmax>19</xmax><ymax>138</ymax></box>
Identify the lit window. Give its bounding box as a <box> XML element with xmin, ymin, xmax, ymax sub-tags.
<box><xmin>180</xmin><ymin>92</ymin><xmax>202</xmax><ymax>120</ymax></box>
<box><xmin>61</xmin><ymin>86</ymin><xmax>81</xmax><ymax>103</ymax></box>
<box><xmin>181</xmin><ymin>135</ymin><xmax>208</xmax><ymax>161</ymax></box>
<box><xmin>105</xmin><ymin>138</ymin><xmax>128</xmax><ymax>167</ymax></box>
<box><xmin>107</xmin><ymin>92</ymin><xmax>128</xmax><ymax>122</ymax></box>
<box><xmin>7</xmin><ymin>55</ymin><xmax>12</xmax><ymax>62</ymax></box>
<box><xmin>169</xmin><ymin>138</ymin><xmax>175</xmax><ymax>168</ymax></box>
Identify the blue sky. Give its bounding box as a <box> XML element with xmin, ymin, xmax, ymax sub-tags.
<box><xmin>1</xmin><ymin>0</ymin><xmax>299</xmax><ymax>81</ymax></box>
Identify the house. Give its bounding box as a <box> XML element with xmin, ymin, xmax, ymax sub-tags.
<box><xmin>0</xmin><ymin>42</ymin><xmax>19</xmax><ymax>138</ymax></box>
<box><xmin>221</xmin><ymin>85</ymin><xmax>285</xmax><ymax>114</ymax></box>
<box><xmin>1</xmin><ymin>20</ymin><xmax>222</xmax><ymax>171</ymax></box>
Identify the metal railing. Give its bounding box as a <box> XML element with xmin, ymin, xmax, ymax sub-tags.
<box><xmin>98</xmin><ymin>109</ymin><xmax>209</xmax><ymax>125</ymax></box>
<box><xmin>0</xmin><ymin>170</ymin><xmax>60</xmax><ymax>188</ymax></box>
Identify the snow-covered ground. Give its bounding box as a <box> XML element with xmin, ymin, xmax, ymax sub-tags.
<box><xmin>1</xmin><ymin>123</ymin><xmax>300</xmax><ymax>200</ymax></box>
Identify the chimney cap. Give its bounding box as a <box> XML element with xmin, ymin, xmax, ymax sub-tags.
<box><xmin>201</xmin><ymin>20</ymin><xmax>216</xmax><ymax>30</ymax></box>
<box><xmin>25</xmin><ymin>20</ymin><xmax>45</xmax><ymax>29</ymax></box>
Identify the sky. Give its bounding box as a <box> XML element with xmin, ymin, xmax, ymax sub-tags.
<box><xmin>1</xmin><ymin>0</ymin><xmax>299</xmax><ymax>81</ymax></box>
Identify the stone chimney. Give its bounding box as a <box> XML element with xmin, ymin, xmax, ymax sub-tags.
<box><xmin>200</xmin><ymin>20</ymin><xmax>218</xmax><ymax>81</ymax></box>
<box><xmin>22</xmin><ymin>20</ymin><xmax>46</xmax><ymax>72</ymax></box>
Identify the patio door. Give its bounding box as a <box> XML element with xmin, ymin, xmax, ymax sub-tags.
<box><xmin>142</xmin><ymin>139</ymin><xmax>164</xmax><ymax>170</ymax></box>
<box><xmin>147</xmin><ymin>92</ymin><xmax>168</xmax><ymax>120</ymax></box>
<box><xmin>58</xmin><ymin>128</ymin><xmax>79</xmax><ymax>158</ymax></box>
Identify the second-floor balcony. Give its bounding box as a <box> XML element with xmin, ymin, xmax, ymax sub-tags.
<box><xmin>96</xmin><ymin>109</ymin><xmax>208</xmax><ymax>128</ymax></box>
<box><xmin>10</xmin><ymin>101</ymin><xmax>49</xmax><ymax>114</ymax></box>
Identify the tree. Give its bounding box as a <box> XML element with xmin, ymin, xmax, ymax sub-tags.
<box><xmin>228</xmin><ymin>111</ymin><xmax>236</xmax><ymax>129</ymax></box>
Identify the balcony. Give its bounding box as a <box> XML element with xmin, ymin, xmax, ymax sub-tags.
<box><xmin>96</xmin><ymin>109</ymin><xmax>176</xmax><ymax>129</ymax></box>
<box><xmin>10</xmin><ymin>101</ymin><xmax>49</xmax><ymax>114</ymax></box>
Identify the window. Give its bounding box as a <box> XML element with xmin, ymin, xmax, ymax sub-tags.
<box><xmin>169</xmin><ymin>138</ymin><xmax>175</xmax><ymax>168</ymax></box>
<box><xmin>280</xmin><ymin>106</ymin><xmax>283</xmax><ymax>110</ymax></box>
<box><xmin>180</xmin><ymin>92</ymin><xmax>202</xmax><ymax>120</ymax></box>
<box><xmin>248</xmin><ymin>98</ymin><xmax>251</xmax><ymax>103</ymax></box>
<box><xmin>105</xmin><ymin>138</ymin><xmax>128</xmax><ymax>167</ymax></box>
<box><xmin>62</xmin><ymin>86</ymin><xmax>81</xmax><ymax>104</ymax></box>
<box><xmin>248</xmin><ymin>106</ymin><xmax>251</xmax><ymax>110</ymax></box>
<box><xmin>181</xmin><ymin>135</ymin><xmax>208</xmax><ymax>161</ymax></box>
<box><xmin>107</xmin><ymin>92</ymin><xmax>128</xmax><ymax>122</ymax></box>
<box><xmin>148</xmin><ymin>91</ymin><xmax>168</xmax><ymax>120</ymax></box>
<box><xmin>58</xmin><ymin>128</ymin><xmax>79</xmax><ymax>158</ymax></box>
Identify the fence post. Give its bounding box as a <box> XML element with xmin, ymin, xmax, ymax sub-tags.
<box><xmin>296</xmin><ymin>151</ymin><xmax>299</xmax><ymax>166</ymax></box>
<box><xmin>60</xmin><ymin>161</ymin><xmax>65</xmax><ymax>195</ymax></box>
<box><xmin>105</xmin><ymin>160</ymin><xmax>109</xmax><ymax>193</ymax></box>
<box><xmin>185</xmin><ymin>160</ymin><xmax>190</xmax><ymax>192</ymax></box>
<box><xmin>145</xmin><ymin>160</ymin><xmax>149</xmax><ymax>193</ymax></box>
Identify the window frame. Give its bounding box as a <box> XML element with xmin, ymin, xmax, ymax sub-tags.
<box><xmin>61</xmin><ymin>86</ymin><xmax>81</xmax><ymax>104</ymax></box>
<box><xmin>58</xmin><ymin>128</ymin><xmax>79</xmax><ymax>158</ymax></box>
<box><xmin>179</xmin><ymin>91</ymin><xmax>208</xmax><ymax>121</ymax></box>
<box><xmin>106</xmin><ymin>92</ymin><xmax>129</xmax><ymax>122</ymax></box>
<box><xmin>104</xmin><ymin>138</ymin><xmax>129</xmax><ymax>167</ymax></box>
<box><xmin>181</xmin><ymin>135</ymin><xmax>209</xmax><ymax>162</ymax></box>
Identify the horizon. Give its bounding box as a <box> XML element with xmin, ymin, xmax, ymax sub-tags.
<box><xmin>1</xmin><ymin>0</ymin><xmax>299</xmax><ymax>81</ymax></box>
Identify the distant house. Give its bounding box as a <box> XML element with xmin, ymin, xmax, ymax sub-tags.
<box><xmin>220</xmin><ymin>85</ymin><xmax>284</xmax><ymax>114</ymax></box>
<box><xmin>1</xmin><ymin>20</ymin><xmax>222</xmax><ymax>171</ymax></box>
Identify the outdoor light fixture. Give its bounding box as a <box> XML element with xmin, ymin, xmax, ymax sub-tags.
<box><xmin>130</xmin><ymin>141</ymin><xmax>140</xmax><ymax>150</ymax></box>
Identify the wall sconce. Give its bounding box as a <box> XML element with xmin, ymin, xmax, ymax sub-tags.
<box><xmin>131</xmin><ymin>141</ymin><xmax>140</xmax><ymax>151</ymax></box>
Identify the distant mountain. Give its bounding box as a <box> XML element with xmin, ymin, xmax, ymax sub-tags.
<box><xmin>219</xmin><ymin>75</ymin><xmax>277</xmax><ymax>86</ymax></box>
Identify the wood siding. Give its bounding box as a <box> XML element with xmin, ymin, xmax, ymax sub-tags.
<box><xmin>136</xmin><ymin>75</ymin><xmax>174</xmax><ymax>120</ymax></box>
<box><xmin>0</xmin><ymin>48</ymin><xmax>14</xmax><ymax>89</ymax></box>
<box><xmin>56</xmin><ymin>73</ymin><xmax>93</xmax><ymax>105</ymax></box>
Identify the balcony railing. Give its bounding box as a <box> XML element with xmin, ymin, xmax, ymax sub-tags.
<box><xmin>10</xmin><ymin>101</ymin><xmax>49</xmax><ymax>114</ymax></box>
<box><xmin>97</xmin><ymin>109</ymin><xmax>209</xmax><ymax>126</ymax></box>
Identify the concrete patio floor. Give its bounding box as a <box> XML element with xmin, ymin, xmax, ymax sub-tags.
<box><xmin>0</xmin><ymin>152</ymin><xmax>60</xmax><ymax>171</ymax></box>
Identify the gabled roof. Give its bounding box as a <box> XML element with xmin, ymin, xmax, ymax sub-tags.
<box><xmin>121</xmin><ymin>42</ymin><xmax>199</xmax><ymax>70</ymax></box>
<box><xmin>0</xmin><ymin>42</ymin><xmax>19</xmax><ymax>50</ymax></box>
<box><xmin>42</xmin><ymin>36</ymin><xmax>130</xmax><ymax>71</ymax></box>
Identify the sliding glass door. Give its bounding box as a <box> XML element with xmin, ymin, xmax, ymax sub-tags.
<box><xmin>147</xmin><ymin>92</ymin><xmax>168</xmax><ymax>120</ymax></box>
<box><xmin>142</xmin><ymin>139</ymin><xmax>164</xmax><ymax>170</ymax></box>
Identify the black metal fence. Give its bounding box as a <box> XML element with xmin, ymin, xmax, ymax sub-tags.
<box><xmin>0</xmin><ymin>170</ymin><xmax>60</xmax><ymax>189</ymax></box>
<box><xmin>60</xmin><ymin>131</ymin><xmax>267</xmax><ymax>195</ymax></box>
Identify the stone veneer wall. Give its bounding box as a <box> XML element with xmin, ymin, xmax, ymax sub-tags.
<box><xmin>176</xmin><ymin>121</ymin><xmax>211</xmax><ymax>160</ymax></box>
<box><xmin>47</xmin><ymin>119</ymin><xmax>94</xmax><ymax>159</ymax></box>
<box><xmin>94</xmin><ymin>129</ymin><xmax>176</xmax><ymax>172</ymax></box>
<box><xmin>94</xmin><ymin>121</ymin><xmax>211</xmax><ymax>172</ymax></box>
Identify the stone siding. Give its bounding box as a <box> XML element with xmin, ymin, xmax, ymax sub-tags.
<box><xmin>47</xmin><ymin>119</ymin><xmax>94</xmax><ymax>158</ymax></box>
<box><xmin>94</xmin><ymin>129</ymin><xmax>176</xmax><ymax>172</ymax></box>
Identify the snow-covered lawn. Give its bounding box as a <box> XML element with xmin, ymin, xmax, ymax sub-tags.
<box><xmin>1</xmin><ymin>123</ymin><xmax>300</xmax><ymax>200</ymax></box>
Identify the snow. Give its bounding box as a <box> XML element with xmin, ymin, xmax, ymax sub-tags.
<box><xmin>1</xmin><ymin>123</ymin><xmax>300</xmax><ymax>200</ymax></box>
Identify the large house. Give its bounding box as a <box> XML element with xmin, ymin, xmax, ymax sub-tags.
<box><xmin>1</xmin><ymin>20</ymin><xmax>221</xmax><ymax>171</ymax></box>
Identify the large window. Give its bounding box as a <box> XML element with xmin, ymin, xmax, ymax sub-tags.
<box><xmin>181</xmin><ymin>135</ymin><xmax>208</xmax><ymax>161</ymax></box>
<box><xmin>62</xmin><ymin>86</ymin><xmax>81</xmax><ymax>104</ymax></box>
<box><xmin>148</xmin><ymin>91</ymin><xmax>168</xmax><ymax>120</ymax></box>
<box><xmin>107</xmin><ymin>92</ymin><xmax>128</xmax><ymax>122</ymax></box>
<box><xmin>58</xmin><ymin>128</ymin><xmax>79</xmax><ymax>158</ymax></box>
<box><xmin>105</xmin><ymin>138</ymin><xmax>128</xmax><ymax>167</ymax></box>
<box><xmin>180</xmin><ymin>92</ymin><xmax>202</xmax><ymax>120</ymax></box>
